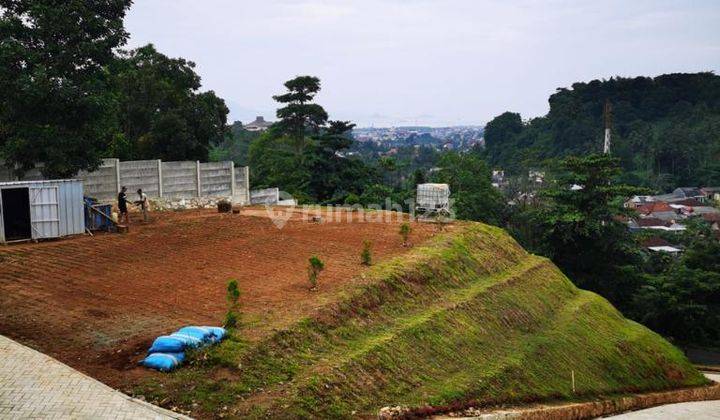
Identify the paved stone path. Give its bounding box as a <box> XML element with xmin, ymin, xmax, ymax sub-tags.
<box><xmin>605</xmin><ymin>373</ymin><xmax>720</xmax><ymax>419</ymax></box>
<box><xmin>0</xmin><ymin>335</ymin><xmax>191</xmax><ymax>419</ymax></box>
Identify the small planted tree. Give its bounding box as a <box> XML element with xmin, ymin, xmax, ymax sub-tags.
<box><xmin>225</xmin><ymin>279</ymin><xmax>241</xmax><ymax>328</ymax></box>
<box><xmin>308</xmin><ymin>255</ymin><xmax>325</xmax><ymax>290</ymax></box>
<box><xmin>361</xmin><ymin>240</ymin><xmax>372</xmax><ymax>266</ymax></box>
<box><xmin>399</xmin><ymin>222</ymin><xmax>412</xmax><ymax>247</ymax></box>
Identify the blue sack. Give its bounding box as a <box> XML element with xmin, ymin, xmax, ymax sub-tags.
<box><xmin>140</xmin><ymin>352</ymin><xmax>185</xmax><ymax>372</ymax></box>
<box><xmin>170</xmin><ymin>332</ymin><xmax>203</xmax><ymax>349</ymax></box>
<box><xmin>148</xmin><ymin>336</ymin><xmax>186</xmax><ymax>353</ymax></box>
<box><xmin>176</xmin><ymin>326</ymin><xmax>214</xmax><ymax>343</ymax></box>
<box><xmin>202</xmin><ymin>326</ymin><xmax>227</xmax><ymax>342</ymax></box>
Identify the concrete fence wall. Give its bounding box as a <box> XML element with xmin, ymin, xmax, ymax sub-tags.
<box><xmin>162</xmin><ymin>161</ymin><xmax>198</xmax><ymax>199</ymax></box>
<box><xmin>0</xmin><ymin>158</ymin><xmax>250</xmax><ymax>204</ymax></box>
<box><xmin>200</xmin><ymin>161</ymin><xmax>233</xmax><ymax>197</ymax></box>
<box><xmin>234</xmin><ymin>166</ymin><xmax>250</xmax><ymax>204</ymax></box>
<box><xmin>78</xmin><ymin>159</ymin><xmax>119</xmax><ymax>200</ymax></box>
<box><xmin>250</xmin><ymin>188</ymin><xmax>280</xmax><ymax>205</ymax></box>
<box><xmin>120</xmin><ymin>160</ymin><xmax>161</xmax><ymax>198</ymax></box>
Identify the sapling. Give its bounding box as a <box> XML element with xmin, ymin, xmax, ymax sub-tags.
<box><xmin>399</xmin><ymin>222</ymin><xmax>412</xmax><ymax>247</ymax></box>
<box><xmin>361</xmin><ymin>240</ymin><xmax>372</xmax><ymax>266</ymax></box>
<box><xmin>308</xmin><ymin>255</ymin><xmax>325</xmax><ymax>290</ymax></box>
<box><xmin>225</xmin><ymin>279</ymin><xmax>241</xmax><ymax>328</ymax></box>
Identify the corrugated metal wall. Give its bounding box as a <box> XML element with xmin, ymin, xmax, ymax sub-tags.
<box><xmin>0</xmin><ymin>179</ymin><xmax>85</xmax><ymax>243</ymax></box>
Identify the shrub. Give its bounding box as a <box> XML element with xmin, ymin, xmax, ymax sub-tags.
<box><xmin>308</xmin><ymin>255</ymin><xmax>325</xmax><ymax>290</ymax></box>
<box><xmin>225</xmin><ymin>279</ymin><xmax>241</xmax><ymax>328</ymax></box>
<box><xmin>361</xmin><ymin>240</ymin><xmax>372</xmax><ymax>266</ymax></box>
<box><xmin>399</xmin><ymin>222</ymin><xmax>412</xmax><ymax>247</ymax></box>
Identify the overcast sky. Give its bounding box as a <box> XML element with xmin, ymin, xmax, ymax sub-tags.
<box><xmin>125</xmin><ymin>0</ymin><xmax>720</xmax><ymax>127</ymax></box>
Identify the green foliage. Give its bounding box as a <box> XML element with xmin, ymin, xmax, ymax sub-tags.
<box><xmin>631</xmin><ymin>222</ymin><xmax>720</xmax><ymax>345</ymax></box>
<box><xmin>308</xmin><ymin>256</ymin><xmax>325</xmax><ymax>289</ymax></box>
<box><xmin>433</xmin><ymin>151</ymin><xmax>506</xmax><ymax>225</ymax></box>
<box><xmin>209</xmin><ymin>121</ymin><xmax>260</xmax><ymax>165</ymax></box>
<box><xmin>249</xmin><ymin>77</ymin><xmax>373</xmax><ymax>203</ymax></box>
<box><xmin>0</xmin><ymin>5</ymin><xmax>229</xmax><ymax>175</ymax></box>
<box><xmin>0</xmin><ymin>0</ymin><xmax>132</xmax><ymax>177</ymax></box>
<box><xmin>272</xmin><ymin>76</ymin><xmax>328</xmax><ymax>145</ymax></box>
<box><xmin>108</xmin><ymin>44</ymin><xmax>228</xmax><ymax>161</ymax></box>
<box><xmin>360</xmin><ymin>240</ymin><xmax>372</xmax><ymax>266</ymax></box>
<box><xmin>510</xmin><ymin>154</ymin><xmax>645</xmax><ymax>306</ymax></box>
<box><xmin>399</xmin><ymin>222</ymin><xmax>411</xmax><ymax>246</ymax></box>
<box><xmin>506</xmin><ymin>154</ymin><xmax>720</xmax><ymax>346</ymax></box>
<box><xmin>484</xmin><ymin>73</ymin><xmax>720</xmax><ymax>188</ymax></box>
<box><xmin>225</xmin><ymin>279</ymin><xmax>241</xmax><ymax>328</ymax></box>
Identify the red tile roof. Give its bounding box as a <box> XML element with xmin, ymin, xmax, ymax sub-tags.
<box><xmin>636</xmin><ymin>218</ymin><xmax>668</xmax><ymax>227</ymax></box>
<box><xmin>640</xmin><ymin>237</ymin><xmax>671</xmax><ymax>247</ymax></box>
<box><xmin>635</xmin><ymin>202</ymin><xmax>673</xmax><ymax>214</ymax></box>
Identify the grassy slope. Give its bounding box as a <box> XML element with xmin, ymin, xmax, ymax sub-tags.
<box><xmin>138</xmin><ymin>223</ymin><xmax>707</xmax><ymax>418</ymax></box>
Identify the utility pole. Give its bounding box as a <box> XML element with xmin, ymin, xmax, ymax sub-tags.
<box><xmin>603</xmin><ymin>99</ymin><xmax>612</xmax><ymax>154</ymax></box>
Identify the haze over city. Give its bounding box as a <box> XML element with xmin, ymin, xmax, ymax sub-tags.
<box><xmin>125</xmin><ymin>0</ymin><xmax>720</xmax><ymax>126</ymax></box>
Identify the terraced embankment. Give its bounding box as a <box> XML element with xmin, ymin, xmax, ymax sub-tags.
<box><xmin>138</xmin><ymin>222</ymin><xmax>707</xmax><ymax>418</ymax></box>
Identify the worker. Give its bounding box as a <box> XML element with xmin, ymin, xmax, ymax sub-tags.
<box><xmin>118</xmin><ymin>186</ymin><xmax>130</xmax><ymax>225</ymax></box>
<box><xmin>136</xmin><ymin>188</ymin><xmax>149</xmax><ymax>222</ymax></box>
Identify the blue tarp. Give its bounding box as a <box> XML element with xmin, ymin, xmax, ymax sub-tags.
<box><xmin>140</xmin><ymin>352</ymin><xmax>186</xmax><ymax>372</ymax></box>
<box><xmin>142</xmin><ymin>326</ymin><xmax>226</xmax><ymax>372</ymax></box>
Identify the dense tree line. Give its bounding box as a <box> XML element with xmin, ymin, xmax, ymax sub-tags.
<box><xmin>0</xmin><ymin>0</ymin><xmax>228</xmax><ymax>178</ymax></box>
<box><xmin>484</xmin><ymin>73</ymin><xmax>720</xmax><ymax>190</ymax></box>
<box><xmin>507</xmin><ymin>154</ymin><xmax>720</xmax><ymax>346</ymax></box>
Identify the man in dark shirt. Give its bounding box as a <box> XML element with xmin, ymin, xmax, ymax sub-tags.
<box><xmin>118</xmin><ymin>186</ymin><xmax>130</xmax><ymax>225</ymax></box>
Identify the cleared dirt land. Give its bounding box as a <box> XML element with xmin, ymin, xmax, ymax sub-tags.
<box><xmin>0</xmin><ymin>207</ymin><xmax>436</xmax><ymax>388</ymax></box>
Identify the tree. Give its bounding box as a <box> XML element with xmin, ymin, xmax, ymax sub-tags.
<box><xmin>0</xmin><ymin>0</ymin><xmax>132</xmax><ymax>177</ymax></box>
<box><xmin>272</xmin><ymin>75</ymin><xmax>328</xmax><ymax>153</ymax></box>
<box><xmin>482</xmin><ymin>73</ymin><xmax>720</xmax><ymax>187</ymax></box>
<box><xmin>108</xmin><ymin>44</ymin><xmax>229</xmax><ymax>161</ymax></box>
<box><xmin>433</xmin><ymin>151</ymin><xmax>505</xmax><ymax>225</ymax></box>
<box><xmin>533</xmin><ymin>154</ymin><xmax>645</xmax><ymax>306</ymax></box>
<box><xmin>250</xmin><ymin>76</ymin><xmax>372</xmax><ymax>203</ymax></box>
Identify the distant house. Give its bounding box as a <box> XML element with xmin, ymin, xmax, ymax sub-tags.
<box><xmin>673</xmin><ymin>187</ymin><xmax>706</xmax><ymax>201</ymax></box>
<box><xmin>636</xmin><ymin>218</ymin><xmax>667</xmax><ymax>228</ymax></box>
<box><xmin>528</xmin><ymin>170</ymin><xmax>545</xmax><ymax>184</ymax></box>
<box><xmin>491</xmin><ymin>170</ymin><xmax>505</xmax><ymax>188</ymax></box>
<box><xmin>701</xmin><ymin>187</ymin><xmax>720</xmax><ymax>202</ymax></box>
<box><xmin>624</xmin><ymin>195</ymin><xmax>655</xmax><ymax>208</ymax></box>
<box><xmin>244</xmin><ymin>116</ymin><xmax>273</xmax><ymax>132</ymax></box>
<box><xmin>640</xmin><ymin>236</ymin><xmax>671</xmax><ymax>248</ymax></box>
<box><xmin>647</xmin><ymin>245</ymin><xmax>683</xmax><ymax>254</ymax></box>
<box><xmin>635</xmin><ymin>201</ymin><xmax>674</xmax><ymax>215</ymax></box>
<box><xmin>651</xmin><ymin>188</ymin><xmax>707</xmax><ymax>204</ymax></box>
<box><xmin>649</xmin><ymin>211</ymin><xmax>680</xmax><ymax>222</ymax></box>
<box><xmin>640</xmin><ymin>237</ymin><xmax>683</xmax><ymax>255</ymax></box>
<box><xmin>689</xmin><ymin>206</ymin><xmax>720</xmax><ymax>216</ymax></box>
<box><xmin>628</xmin><ymin>217</ymin><xmax>685</xmax><ymax>232</ymax></box>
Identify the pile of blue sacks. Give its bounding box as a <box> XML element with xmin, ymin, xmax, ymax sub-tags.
<box><xmin>140</xmin><ymin>326</ymin><xmax>226</xmax><ymax>372</ymax></box>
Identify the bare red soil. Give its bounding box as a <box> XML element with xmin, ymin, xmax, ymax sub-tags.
<box><xmin>0</xmin><ymin>207</ymin><xmax>436</xmax><ymax>388</ymax></box>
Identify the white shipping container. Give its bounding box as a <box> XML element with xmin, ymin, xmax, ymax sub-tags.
<box><xmin>0</xmin><ymin>179</ymin><xmax>85</xmax><ymax>243</ymax></box>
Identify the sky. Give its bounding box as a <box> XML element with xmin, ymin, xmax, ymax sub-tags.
<box><xmin>125</xmin><ymin>0</ymin><xmax>720</xmax><ymax>127</ymax></box>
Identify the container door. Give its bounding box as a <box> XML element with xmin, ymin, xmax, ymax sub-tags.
<box><xmin>29</xmin><ymin>186</ymin><xmax>60</xmax><ymax>239</ymax></box>
<box><xmin>1</xmin><ymin>187</ymin><xmax>32</xmax><ymax>241</ymax></box>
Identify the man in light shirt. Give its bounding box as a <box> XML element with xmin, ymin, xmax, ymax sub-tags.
<box><xmin>136</xmin><ymin>188</ymin><xmax>149</xmax><ymax>222</ymax></box>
